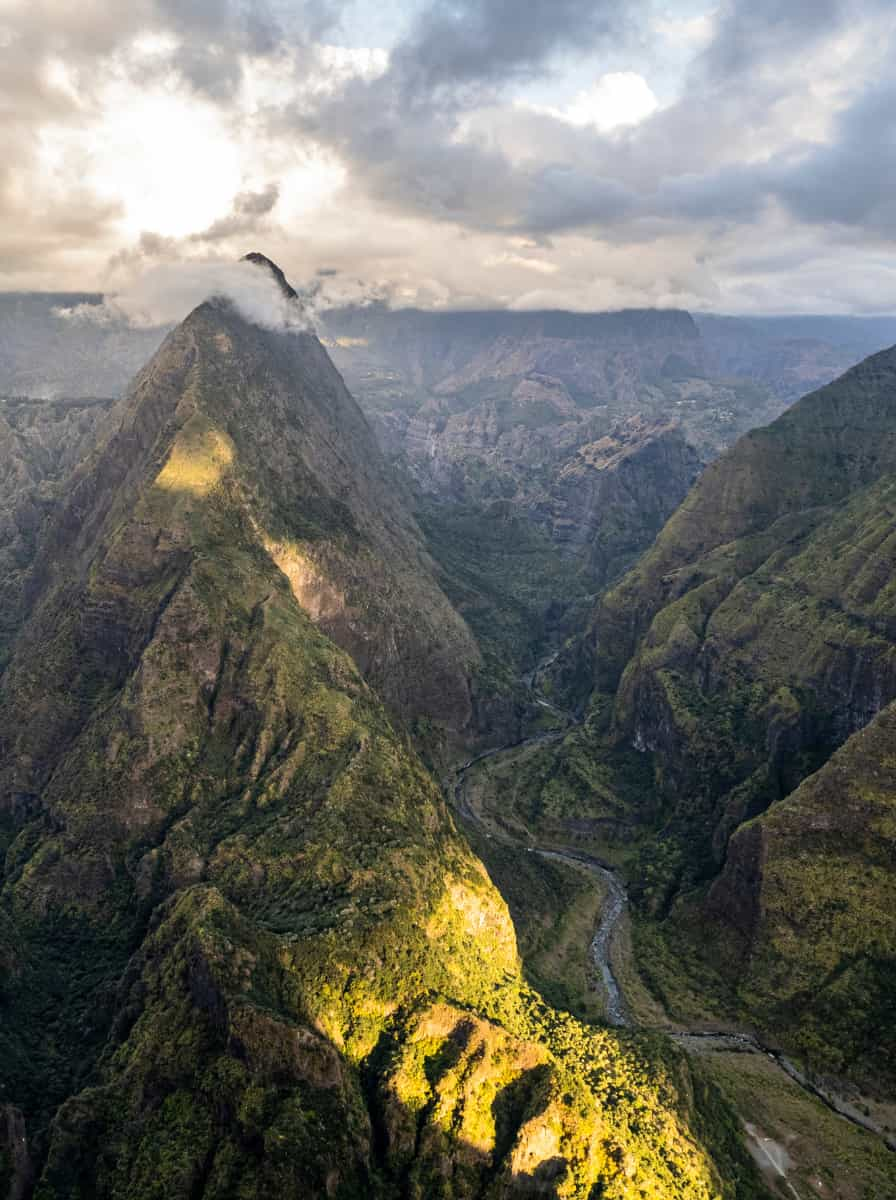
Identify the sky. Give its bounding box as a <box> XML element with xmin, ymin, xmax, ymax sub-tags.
<box><xmin>2</xmin><ymin>0</ymin><xmax>896</xmax><ymax>315</ymax></box>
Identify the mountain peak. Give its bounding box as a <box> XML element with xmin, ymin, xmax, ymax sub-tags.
<box><xmin>241</xmin><ymin>251</ymin><xmax>299</xmax><ymax>300</ymax></box>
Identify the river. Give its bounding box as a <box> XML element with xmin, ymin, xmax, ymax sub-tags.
<box><xmin>449</xmin><ymin>659</ymin><xmax>896</xmax><ymax>1154</ymax></box>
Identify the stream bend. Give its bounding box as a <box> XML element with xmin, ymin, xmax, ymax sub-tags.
<box><xmin>449</xmin><ymin>672</ymin><xmax>896</xmax><ymax>1152</ymax></box>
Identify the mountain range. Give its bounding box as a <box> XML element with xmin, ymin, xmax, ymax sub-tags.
<box><xmin>0</xmin><ymin>257</ymin><xmax>757</xmax><ymax>1199</ymax></box>
<box><xmin>588</xmin><ymin>345</ymin><xmax>896</xmax><ymax>1089</ymax></box>
<box><xmin>1</xmin><ymin>257</ymin><xmax>895</xmax><ymax>1197</ymax></box>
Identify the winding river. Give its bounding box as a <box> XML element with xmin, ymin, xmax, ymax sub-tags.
<box><xmin>449</xmin><ymin>661</ymin><xmax>896</xmax><ymax>1155</ymax></box>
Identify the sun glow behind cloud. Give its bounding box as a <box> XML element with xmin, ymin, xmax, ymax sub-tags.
<box><xmin>80</xmin><ymin>85</ymin><xmax>243</xmax><ymax>238</ymax></box>
<box><xmin>47</xmin><ymin>41</ymin><xmax>384</xmax><ymax>244</ymax></box>
<box><xmin>4</xmin><ymin>0</ymin><xmax>896</xmax><ymax>312</ymax></box>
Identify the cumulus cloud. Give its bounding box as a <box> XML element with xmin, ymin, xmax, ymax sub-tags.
<box><xmin>3</xmin><ymin>0</ymin><xmax>896</xmax><ymax>312</ymax></box>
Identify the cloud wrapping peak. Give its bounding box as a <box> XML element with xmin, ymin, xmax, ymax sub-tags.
<box><xmin>54</xmin><ymin>259</ymin><xmax>311</xmax><ymax>331</ymax></box>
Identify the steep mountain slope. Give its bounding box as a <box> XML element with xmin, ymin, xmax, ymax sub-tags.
<box><xmin>322</xmin><ymin>307</ymin><xmax>710</xmax><ymax>672</ymax></box>
<box><xmin>697</xmin><ymin>314</ymin><xmax>896</xmax><ymax>406</ymax></box>
<box><xmin>550</xmin><ymin>417</ymin><xmax>700</xmax><ymax>586</ymax></box>
<box><xmin>0</xmin><ymin>395</ymin><xmax>116</xmax><ymax>667</ymax></box>
<box><xmin>709</xmin><ymin>700</ymin><xmax>896</xmax><ymax>1084</ymax></box>
<box><xmin>0</xmin><ymin>266</ymin><xmax>745</xmax><ymax>1198</ymax></box>
<box><xmin>585</xmin><ymin>345</ymin><xmax>896</xmax><ymax>1082</ymax></box>
<box><xmin>323</xmin><ymin>305</ymin><xmax>714</xmax><ymax>496</ymax></box>
<box><xmin>322</xmin><ymin>303</ymin><xmax>789</xmax><ymax>474</ymax></box>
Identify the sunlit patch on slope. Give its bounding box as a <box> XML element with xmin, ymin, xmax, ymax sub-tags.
<box><xmin>260</xmin><ymin>531</ymin><xmax>349</xmax><ymax>623</ymax></box>
<box><xmin>155</xmin><ymin>419</ymin><xmax>235</xmax><ymax>495</ymax></box>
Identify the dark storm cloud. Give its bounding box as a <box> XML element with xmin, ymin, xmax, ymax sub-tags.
<box><xmin>298</xmin><ymin>0</ymin><xmax>641</xmax><ymax>229</ymax></box>
<box><xmin>158</xmin><ymin>0</ymin><xmax>342</xmax><ymax>97</ymax></box>
<box><xmin>157</xmin><ymin>0</ymin><xmax>343</xmax><ymax>97</ymax></box>
<box><xmin>772</xmin><ymin>75</ymin><xmax>896</xmax><ymax>236</ymax></box>
<box><xmin>700</xmin><ymin>0</ymin><xmax>845</xmax><ymax>79</ymax></box>
<box><xmin>523</xmin><ymin>167</ymin><xmax>634</xmax><ymax>234</ymax></box>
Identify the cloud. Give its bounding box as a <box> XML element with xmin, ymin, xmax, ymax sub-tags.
<box><xmin>522</xmin><ymin>166</ymin><xmax>635</xmax><ymax>233</ymax></box>
<box><xmin>771</xmin><ymin>74</ymin><xmax>896</xmax><ymax>236</ymax></box>
<box><xmin>548</xmin><ymin>72</ymin><xmax>659</xmax><ymax>133</ymax></box>
<box><xmin>3</xmin><ymin>0</ymin><xmax>896</xmax><ymax>313</ymax></box>
<box><xmin>191</xmin><ymin>184</ymin><xmax>281</xmax><ymax>241</ymax></box>
<box><xmin>391</xmin><ymin>0</ymin><xmax>635</xmax><ymax>92</ymax></box>
<box><xmin>54</xmin><ymin>258</ymin><xmax>311</xmax><ymax>330</ymax></box>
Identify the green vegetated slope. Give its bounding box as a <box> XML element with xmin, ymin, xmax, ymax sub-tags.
<box><xmin>0</xmin><ymin>272</ymin><xmax>754</xmax><ymax>1198</ymax></box>
<box><xmin>589</xmin><ymin>345</ymin><xmax>896</xmax><ymax>1084</ymax></box>
<box><xmin>416</xmin><ymin>497</ymin><xmax>592</xmax><ymax>701</ymax></box>
<box><xmin>0</xmin><ymin>395</ymin><xmax>116</xmax><ymax>669</ymax></box>
<box><xmin>710</xmin><ymin>701</ymin><xmax>896</xmax><ymax>1082</ymax></box>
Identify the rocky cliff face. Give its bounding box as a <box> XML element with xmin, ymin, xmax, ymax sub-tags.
<box><xmin>550</xmin><ymin>417</ymin><xmax>701</xmax><ymax>587</ymax></box>
<box><xmin>323</xmin><ymin>306</ymin><xmax>707</xmax><ymax>491</ymax></box>
<box><xmin>0</xmin><ymin>261</ymin><xmax>734</xmax><ymax>1198</ymax></box>
<box><xmin>708</xmin><ymin>701</ymin><xmax>896</xmax><ymax>1086</ymax></box>
<box><xmin>323</xmin><ymin>308</ymin><xmax>713</xmax><ymax>633</ymax></box>
<box><xmin>586</xmin><ymin>344</ymin><xmax>896</xmax><ymax>1077</ymax></box>
<box><xmin>0</xmin><ymin>395</ymin><xmax>116</xmax><ymax>667</ymax></box>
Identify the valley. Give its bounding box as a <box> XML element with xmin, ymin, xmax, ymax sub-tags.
<box><xmin>449</xmin><ymin>661</ymin><xmax>896</xmax><ymax>1198</ymax></box>
<box><xmin>7</xmin><ymin>0</ymin><xmax>896</xmax><ymax>1194</ymax></box>
<box><xmin>2</xmin><ymin>265</ymin><xmax>896</xmax><ymax>1198</ymax></box>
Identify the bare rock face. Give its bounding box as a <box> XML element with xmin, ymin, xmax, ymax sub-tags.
<box><xmin>550</xmin><ymin>416</ymin><xmax>701</xmax><ymax>586</ymax></box>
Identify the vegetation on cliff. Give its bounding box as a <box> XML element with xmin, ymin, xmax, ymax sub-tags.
<box><xmin>0</xmin><ymin>270</ymin><xmax>753</xmax><ymax>1197</ymax></box>
<box><xmin>583</xmin><ymin>346</ymin><xmax>896</xmax><ymax>1086</ymax></box>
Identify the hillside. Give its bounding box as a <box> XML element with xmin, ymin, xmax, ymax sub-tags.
<box><xmin>697</xmin><ymin>314</ymin><xmax>896</xmax><ymax>405</ymax></box>
<box><xmin>709</xmin><ymin>701</ymin><xmax>896</xmax><ymax>1085</ymax></box>
<box><xmin>0</xmin><ymin>394</ymin><xmax>116</xmax><ymax>669</ymax></box>
<box><xmin>584</xmin><ymin>344</ymin><xmax>896</xmax><ymax>1084</ymax></box>
<box><xmin>0</xmin><ymin>260</ymin><xmax>750</xmax><ymax>1198</ymax></box>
